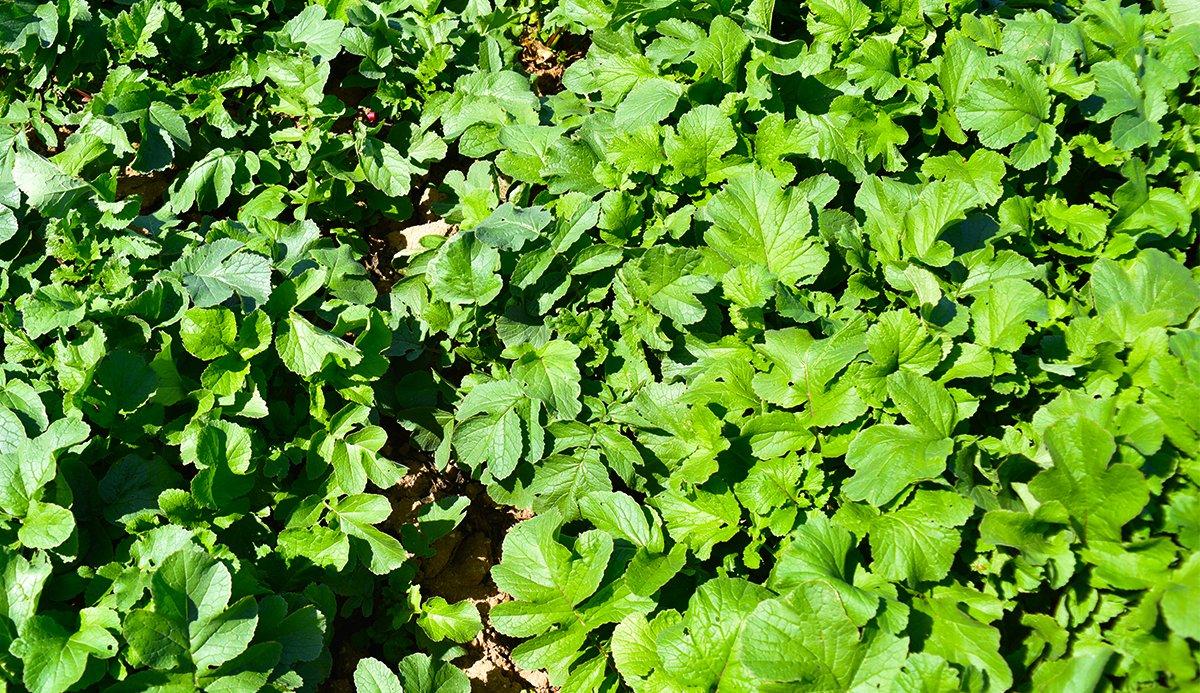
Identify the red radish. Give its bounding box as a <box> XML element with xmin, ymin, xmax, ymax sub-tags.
<box><xmin>363</xmin><ymin>109</ymin><xmax>377</xmax><ymax>124</ymax></box>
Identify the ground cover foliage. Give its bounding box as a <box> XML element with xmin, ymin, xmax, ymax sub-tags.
<box><xmin>1</xmin><ymin>0</ymin><xmax>1199</xmax><ymax>690</ymax></box>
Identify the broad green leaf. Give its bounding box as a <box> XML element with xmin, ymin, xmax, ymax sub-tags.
<box><xmin>353</xmin><ymin>657</ymin><xmax>404</xmax><ymax>693</ymax></box>
<box><xmin>18</xmin><ymin>500</ymin><xmax>75</xmax><ymax>549</ymax></box>
<box><xmin>808</xmin><ymin>0</ymin><xmax>871</xmax><ymax>43</ymax></box>
<box><xmin>509</xmin><ymin>340</ymin><xmax>582</xmax><ymax>420</ymax></box>
<box><xmin>614</xmin><ymin>78</ymin><xmax>683</xmax><ymax>127</ymax></box>
<box><xmin>125</xmin><ymin>548</ymin><xmax>258</xmax><ymax>673</ymax></box>
<box><xmin>664</xmin><ymin>105</ymin><xmax>737</xmax><ymax>180</ymax></box>
<box><xmin>869</xmin><ymin>490</ymin><xmax>974</xmax><ymax>583</ymax></box>
<box><xmin>1028</xmin><ymin>415</ymin><xmax>1149</xmax><ymax>540</ymax></box>
<box><xmin>1161</xmin><ymin>554</ymin><xmax>1200</xmax><ymax>640</ymax></box>
<box><xmin>1088</xmin><ymin>249</ymin><xmax>1200</xmax><ymax>341</ymax></box>
<box><xmin>417</xmin><ymin>597</ymin><xmax>482</xmax><ymax>643</ymax></box>
<box><xmin>971</xmin><ymin>279</ymin><xmax>1047</xmax><ymax>351</ymax></box>
<box><xmin>624</xmin><ymin>246</ymin><xmax>716</xmax><ymax>325</ymax></box>
<box><xmin>843</xmin><ymin>424</ymin><xmax>953</xmax><ymax>506</ymax></box>
<box><xmin>168</xmin><ymin>150</ymin><xmax>237</xmax><ymax>212</ymax></box>
<box><xmin>474</xmin><ymin>203</ymin><xmax>552</xmax><ymax>251</ymax></box>
<box><xmin>1163</xmin><ymin>0</ymin><xmax>1200</xmax><ymax>25</ymax></box>
<box><xmin>173</xmin><ymin>239</ymin><xmax>272</xmax><ymax>308</ymax></box>
<box><xmin>704</xmin><ymin>168</ymin><xmax>829</xmax><ymax>287</ymax></box>
<box><xmin>694</xmin><ymin>16</ymin><xmax>749</xmax><ymax>83</ymax></box>
<box><xmin>11</xmin><ymin>610</ymin><xmax>118</xmax><ymax>693</ymax></box>
<box><xmin>529</xmin><ymin>454</ymin><xmax>612</xmax><ymax>520</ymax></box>
<box><xmin>655</xmin><ymin>487</ymin><xmax>740</xmax><ymax>560</ymax></box>
<box><xmin>360</xmin><ymin>137</ymin><xmax>416</xmax><ymax>198</ymax></box>
<box><xmin>12</xmin><ymin>148</ymin><xmax>91</xmax><ymax>215</ymax></box>
<box><xmin>957</xmin><ymin>65</ymin><xmax>1050</xmax><ymax>149</ymax></box>
<box><xmin>657</xmin><ymin>577</ymin><xmax>770</xmax><ymax>689</ymax></box>
<box><xmin>1090</xmin><ymin>60</ymin><xmax>1162</xmax><ymax>149</ymax></box>
<box><xmin>278</xmin><ymin>4</ymin><xmax>343</xmax><ymax>60</ymax></box>
<box><xmin>395</xmin><ymin>653</ymin><xmax>472</xmax><ymax>693</ymax></box>
<box><xmin>738</xmin><ymin>580</ymin><xmax>882</xmax><ymax>688</ymax></box>
<box><xmin>427</xmin><ymin>233</ymin><xmax>503</xmax><ymax>306</ymax></box>
<box><xmin>180</xmin><ymin>307</ymin><xmax>237</xmax><ymax>360</ymax></box>
<box><xmin>915</xmin><ymin>596</ymin><xmax>1013</xmax><ymax>690</ymax></box>
<box><xmin>276</xmin><ymin>312</ymin><xmax>362</xmax><ymax>377</ymax></box>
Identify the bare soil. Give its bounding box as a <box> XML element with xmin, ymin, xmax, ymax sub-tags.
<box><xmin>384</xmin><ymin>446</ymin><xmax>550</xmax><ymax>693</ymax></box>
<box><xmin>518</xmin><ymin>28</ymin><xmax>589</xmax><ymax>96</ymax></box>
<box><xmin>322</xmin><ymin>422</ymin><xmax>550</xmax><ymax>692</ymax></box>
<box><xmin>116</xmin><ymin>167</ymin><xmax>173</xmax><ymax>212</ymax></box>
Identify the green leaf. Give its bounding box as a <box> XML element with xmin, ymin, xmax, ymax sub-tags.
<box><xmin>417</xmin><ymin>597</ymin><xmax>482</xmax><ymax>643</ymax></box>
<box><xmin>562</xmin><ymin>34</ymin><xmax>656</xmax><ymax>102</ymax></box>
<box><xmin>1088</xmin><ymin>249</ymin><xmax>1200</xmax><ymax>341</ymax></box>
<box><xmin>359</xmin><ymin>137</ymin><xmax>415</xmax><ymax>198</ymax></box>
<box><xmin>868</xmin><ymin>490</ymin><xmax>974</xmax><ymax>583</ymax></box>
<box><xmin>1163</xmin><ymin>0</ymin><xmax>1200</xmax><ymax>25</ymax></box>
<box><xmin>124</xmin><ymin>548</ymin><xmax>258</xmax><ymax>673</ymax></box>
<box><xmin>1161</xmin><ymin>554</ymin><xmax>1200</xmax><ymax>640</ymax></box>
<box><xmin>168</xmin><ymin>150</ymin><xmax>237</xmax><ymax>212</ymax></box>
<box><xmin>704</xmin><ymin>168</ymin><xmax>829</xmax><ymax>287</ymax></box>
<box><xmin>579</xmin><ymin>491</ymin><xmax>661</xmax><ymax>550</ymax></box>
<box><xmin>624</xmin><ymin>246</ymin><xmax>716</xmax><ymax>325</ymax></box>
<box><xmin>529</xmin><ymin>454</ymin><xmax>612</xmax><ymax>520</ymax></box>
<box><xmin>957</xmin><ymin>64</ymin><xmax>1050</xmax><ymax>149</ymax></box>
<box><xmin>11</xmin><ymin>148</ymin><xmax>91</xmax><ymax>215</ymax></box>
<box><xmin>278</xmin><ymin>526</ymin><xmax>350</xmax><ymax>570</ymax></box>
<box><xmin>843</xmin><ymin>425</ymin><xmax>953</xmax><ymax>506</ymax></box>
<box><xmin>492</xmin><ymin>513</ymin><xmax>610</xmax><ymax>612</ymax></box>
<box><xmin>109</xmin><ymin>0</ymin><xmax>166</xmax><ymax>60</ymax></box>
<box><xmin>474</xmin><ymin>203</ymin><xmax>552</xmax><ymax>251</ymax></box>
<box><xmin>0</xmin><ymin>205</ymin><xmax>16</xmax><ymax>245</ymax></box>
<box><xmin>887</xmin><ymin>371</ymin><xmax>958</xmax><ymax>439</ymax></box>
<box><xmin>808</xmin><ymin>0</ymin><xmax>870</xmax><ymax>43</ymax></box>
<box><xmin>509</xmin><ymin>340</ymin><xmax>582</xmax><ymax>420</ymax></box>
<box><xmin>970</xmin><ymin>278</ymin><xmax>1046</xmax><ymax>351</ymax></box>
<box><xmin>1090</xmin><ymin>60</ymin><xmax>1162</xmax><ymax>149</ymax></box>
<box><xmin>657</xmin><ymin>577</ymin><xmax>770</xmax><ymax>689</ymax></box>
<box><xmin>180</xmin><ymin>307</ymin><xmax>238</xmax><ymax>360</ymax></box>
<box><xmin>173</xmin><ymin>239</ymin><xmax>272</xmax><ymax>309</ymax></box>
<box><xmin>664</xmin><ymin>105</ymin><xmax>737</xmax><ymax>180</ymax></box>
<box><xmin>0</xmin><ymin>553</ymin><xmax>52</xmax><ymax>633</ymax></box>
<box><xmin>1028</xmin><ymin>415</ymin><xmax>1149</xmax><ymax>540</ymax></box>
<box><xmin>1030</xmin><ymin>645</ymin><xmax>1113</xmax><ymax>693</ymax></box>
<box><xmin>915</xmin><ymin>596</ymin><xmax>1013</xmax><ymax>690</ymax></box>
<box><xmin>276</xmin><ymin>312</ymin><xmax>362</xmax><ymax>377</ymax></box>
<box><xmin>738</xmin><ymin>580</ymin><xmax>875</xmax><ymax>688</ymax></box>
<box><xmin>865</xmin><ymin>310</ymin><xmax>944</xmax><ymax>375</ymax></box>
<box><xmin>18</xmin><ymin>500</ymin><xmax>75</xmax><ymax>549</ymax></box>
<box><xmin>428</xmin><ymin>233</ymin><xmax>503</xmax><ymax>305</ymax></box>
<box><xmin>655</xmin><ymin>486</ymin><xmax>740</xmax><ymax>560</ymax></box>
<box><xmin>12</xmin><ymin>610</ymin><xmax>118</xmax><ymax>693</ymax></box>
<box><xmin>333</xmin><ymin>494</ymin><xmax>410</xmax><ymax>575</ymax></box>
<box><xmin>844</xmin><ymin>373</ymin><xmax>957</xmax><ymax>506</ymax></box>
<box><xmin>278</xmin><ymin>4</ymin><xmax>343</xmax><ymax>61</ymax></box>
<box><xmin>17</xmin><ymin>285</ymin><xmax>86</xmax><ymax>339</ymax></box>
<box><xmin>694</xmin><ymin>16</ymin><xmax>749</xmax><ymax>83</ymax></box>
<box><xmin>353</xmin><ymin>657</ymin><xmax>404</xmax><ymax>693</ymax></box>
<box><xmin>395</xmin><ymin>653</ymin><xmax>471</xmax><ymax>693</ymax></box>
<box><xmin>614</xmin><ymin>78</ymin><xmax>683</xmax><ymax>128</ymax></box>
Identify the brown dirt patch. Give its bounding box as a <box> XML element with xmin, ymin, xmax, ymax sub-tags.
<box><xmin>518</xmin><ymin>28</ymin><xmax>589</xmax><ymax>96</ymax></box>
<box><xmin>363</xmin><ymin>216</ymin><xmax>452</xmax><ymax>293</ymax></box>
<box><xmin>117</xmin><ymin>167</ymin><xmax>173</xmax><ymax>212</ymax></box>
<box><xmin>385</xmin><ymin>454</ymin><xmax>550</xmax><ymax>692</ymax></box>
<box><xmin>362</xmin><ymin>176</ymin><xmax>456</xmax><ymax>292</ymax></box>
<box><xmin>362</xmin><ymin>228</ymin><xmax>405</xmax><ymax>293</ymax></box>
<box><xmin>322</xmin><ymin>422</ymin><xmax>549</xmax><ymax>693</ymax></box>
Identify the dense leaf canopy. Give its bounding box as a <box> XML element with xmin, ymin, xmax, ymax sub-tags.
<box><xmin>1</xmin><ymin>0</ymin><xmax>1198</xmax><ymax>691</ymax></box>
